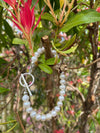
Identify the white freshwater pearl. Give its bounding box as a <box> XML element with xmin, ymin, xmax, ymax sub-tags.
<box><xmin>60</xmin><ymin>90</ymin><xmax>65</xmax><ymax>95</ymax></box>
<box><xmin>41</xmin><ymin>115</ymin><xmax>46</xmax><ymax>121</ymax></box>
<box><xmin>52</xmin><ymin>50</ymin><xmax>56</xmax><ymax>55</ymax></box>
<box><xmin>54</xmin><ymin>106</ymin><xmax>60</xmax><ymax>112</ymax></box>
<box><xmin>30</xmin><ymin>111</ymin><xmax>36</xmax><ymax>118</ymax></box>
<box><xmin>35</xmin><ymin>52</ymin><xmax>40</xmax><ymax>58</ymax></box>
<box><xmin>41</xmin><ymin>47</ymin><xmax>45</xmax><ymax>52</ymax></box>
<box><xmin>57</xmin><ymin>101</ymin><xmax>63</xmax><ymax>107</ymax></box>
<box><xmin>46</xmin><ymin>113</ymin><xmax>52</xmax><ymax>120</ymax></box>
<box><xmin>37</xmin><ymin>48</ymin><xmax>42</xmax><ymax>54</ymax></box>
<box><xmin>59</xmin><ymin>85</ymin><xmax>66</xmax><ymax>90</ymax></box>
<box><xmin>59</xmin><ymin>96</ymin><xmax>64</xmax><ymax>101</ymax></box>
<box><xmin>51</xmin><ymin>110</ymin><xmax>57</xmax><ymax>117</ymax></box>
<box><xmin>23</xmin><ymin>102</ymin><xmax>30</xmax><ymax>108</ymax></box>
<box><xmin>22</xmin><ymin>95</ymin><xmax>29</xmax><ymax>102</ymax></box>
<box><xmin>26</xmin><ymin>107</ymin><xmax>33</xmax><ymax>113</ymax></box>
<box><xmin>36</xmin><ymin>114</ymin><xmax>41</xmax><ymax>121</ymax></box>
<box><xmin>60</xmin><ymin>79</ymin><xmax>66</xmax><ymax>84</ymax></box>
<box><xmin>60</xmin><ymin>74</ymin><xmax>65</xmax><ymax>79</ymax></box>
<box><xmin>31</xmin><ymin>56</ymin><xmax>37</xmax><ymax>63</ymax></box>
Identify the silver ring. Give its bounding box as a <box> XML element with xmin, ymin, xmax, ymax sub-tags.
<box><xmin>19</xmin><ymin>73</ymin><xmax>34</xmax><ymax>87</ymax></box>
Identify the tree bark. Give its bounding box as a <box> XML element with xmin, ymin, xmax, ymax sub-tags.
<box><xmin>79</xmin><ymin>21</ymin><xmax>99</xmax><ymax>133</ymax></box>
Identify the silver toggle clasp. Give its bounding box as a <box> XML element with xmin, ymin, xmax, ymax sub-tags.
<box><xmin>19</xmin><ymin>73</ymin><xmax>35</xmax><ymax>96</ymax></box>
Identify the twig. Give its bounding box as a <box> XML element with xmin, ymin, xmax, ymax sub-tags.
<box><xmin>66</xmin><ymin>58</ymin><xmax>100</xmax><ymax>70</ymax></box>
<box><xmin>15</xmin><ymin>112</ymin><xmax>26</xmax><ymax>133</ymax></box>
<box><xmin>67</xmin><ymin>82</ymin><xmax>85</xmax><ymax>102</ymax></box>
<box><xmin>0</xmin><ymin>57</ymin><xmax>16</xmax><ymax>76</ymax></box>
<box><xmin>0</xmin><ymin>93</ymin><xmax>14</xmax><ymax>112</ymax></box>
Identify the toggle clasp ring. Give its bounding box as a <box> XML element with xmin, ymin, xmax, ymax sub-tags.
<box><xmin>19</xmin><ymin>73</ymin><xmax>35</xmax><ymax>96</ymax></box>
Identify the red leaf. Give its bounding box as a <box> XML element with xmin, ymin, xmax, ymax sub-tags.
<box><xmin>26</xmin><ymin>0</ymin><xmax>32</xmax><ymax>7</ymax></box>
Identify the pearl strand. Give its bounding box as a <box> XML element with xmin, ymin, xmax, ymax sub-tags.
<box><xmin>22</xmin><ymin>72</ymin><xmax>66</xmax><ymax>121</ymax></box>
<box><xmin>21</xmin><ymin>47</ymin><xmax>66</xmax><ymax>121</ymax></box>
<box><xmin>29</xmin><ymin>47</ymin><xmax>59</xmax><ymax>73</ymax></box>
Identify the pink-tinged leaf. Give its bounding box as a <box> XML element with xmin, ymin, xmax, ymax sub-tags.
<box><xmin>32</xmin><ymin>6</ymin><xmax>45</xmax><ymax>33</ymax></box>
<box><xmin>20</xmin><ymin>7</ymin><xmax>26</xmax><ymax>27</ymax></box>
<box><xmin>21</xmin><ymin>0</ymin><xmax>24</xmax><ymax>5</ymax></box>
<box><xmin>11</xmin><ymin>0</ymin><xmax>16</xmax><ymax>5</ymax></box>
<box><xmin>6</xmin><ymin>8</ymin><xmax>22</xmax><ymax>31</ymax></box>
<box><xmin>7</xmin><ymin>17</ymin><xmax>22</xmax><ymax>31</ymax></box>
<box><xmin>4</xmin><ymin>0</ymin><xmax>16</xmax><ymax>8</ymax></box>
<box><xmin>20</xmin><ymin>3</ymin><xmax>32</xmax><ymax>33</ymax></box>
<box><xmin>31</xmin><ymin>8</ymin><xmax>35</xmax><ymax>27</ymax></box>
<box><xmin>26</xmin><ymin>0</ymin><xmax>32</xmax><ymax>7</ymax></box>
<box><xmin>4</xmin><ymin>0</ymin><xmax>13</xmax><ymax>6</ymax></box>
<box><xmin>7</xmin><ymin>9</ymin><xmax>17</xmax><ymax>21</ymax></box>
<box><xmin>32</xmin><ymin>16</ymin><xmax>41</xmax><ymax>33</ymax></box>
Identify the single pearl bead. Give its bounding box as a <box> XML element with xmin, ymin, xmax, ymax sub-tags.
<box><xmin>61</xmin><ymin>72</ymin><xmax>64</xmax><ymax>75</ymax></box>
<box><xmin>52</xmin><ymin>50</ymin><xmax>56</xmax><ymax>55</ymax></box>
<box><xmin>26</xmin><ymin>107</ymin><xmax>33</xmax><ymax>113</ymax></box>
<box><xmin>30</xmin><ymin>111</ymin><xmax>36</xmax><ymax>118</ymax></box>
<box><xmin>59</xmin><ymin>85</ymin><xmax>66</xmax><ymax>90</ymax></box>
<box><xmin>41</xmin><ymin>115</ymin><xmax>46</xmax><ymax>121</ymax></box>
<box><xmin>60</xmin><ymin>74</ymin><xmax>65</xmax><ymax>79</ymax></box>
<box><xmin>57</xmin><ymin>101</ymin><xmax>63</xmax><ymax>107</ymax></box>
<box><xmin>37</xmin><ymin>48</ymin><xmax>42</xmax><ymax>54</ymax></box>
<box><xmin>24</xmin><ymin>91</ymin><xmax>27</xmax><ymax>94</ymax></box>
<box><xmin>51</xmin><ymin>110</ymin><xmax>57</xmax><ymax>117</ymax></box>
<box><xmin>54</xmin><ymin>106</ymin><xmax>60</xmax><ymax>112</ymax></box>
<box><xmin>31</xmin><ymin>56</ymin><xmax>37</xmax><ymax>63</ymax></box>
<box><xmin>60</xmin><ymin>90</ymin><xmax>65</xmax><ymax>95</ymax></box>
<box><xmin>35</xmin><ymin>114</ymin><xmax>41</xmax><ymax>121</ymax></box>
<box><xmin>41</xmin><ymin>47</ymin><xmax>45</xmax><ymax>52</ymax></box>
<box><xmin>35</xmin><ymin>52</ymin><xmax>40</xmax><ymax>58</ymax></box>
<box><xmin>23</xmin><ymin>102</ymin><xmax>30</xmax><ymax>108</ymax></box>
<box><xmin>46</xmin><ymin>113</ymin><xmax>52</xmax><ymax>120</ymax></box>
<box><xmin>60</xmin><ymin>79</ymin><xmax>66</xmax><ymax>85</ymax></box>
<box><xmin>22</xmin><ymin>95</ymin><xmax>29</xmax><ymax>102</ymax></box>
<box><xmin>54</xmin><ymin>54</ymin><xmax>57</xmax><ymax>57</ymax></box>
<box><xmin>59</xmin><ymin>96</ymin><xmax>64</xmax><ymax>101</ymax></box>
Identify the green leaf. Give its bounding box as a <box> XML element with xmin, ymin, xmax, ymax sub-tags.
<box><xmin>0</xmin><ymin>58</ymin><xmax>8</xmax><ymax>67</ymax></box>
<box><xmin>41</xmin><ymin>13</ymin><xmax>54</xmax><ymax>22</ymax></box>
<box><xmin>38</xmin><ymin>64</ymin><xmax>53</xmax><ymax>74</ymax></box>
<box><xmin>61</xmin><ymin>9</ymin><xmax>100</xmax><ymax>32</ymax></box>
<box><xmin>3</xmin><ymin>20</ymin><xmax>14</xmax><ymax>40</ymax></box>
<box><xmin>39</xmin><ymin>0</ymin><xmax>44</xmax><ymax>10</ymax></box>
<box><xmin>62</xmin><ymin>45</ymin><xmax>78</xmax><ymax>54</ymax></box>
<box><xmin>39</xmin><ymin>54</ymin><xmax>45</xmax><ymax>64</ymax></box>
<box><xmin>46</xmin><ymin>57</ymin><xmax>60</xmax><ymax>65</ymax></box>
<box><xmin>55</xmin><ymin>43</ymin><xmax>62</xmax><ymax>47</ymax></box>
<box><xmin>12</xmin><ymin>38</ymin><xmax>28</xmax><ymax>45</ymax></box>
<box><xmin>0</xmin><ymin>87</ymin><xmax>9</xmax><ymax>94</ymax></box>
<box><xmin>0</xmin><ymin>0</ymin><xmax>6</xmax><ymax>8</ymax></box>
<box><xmin>60</xmin><ymin>34</ymin><xmax>76</xmax><ymax>50</ymax></box>
<box><xmin>97</xmin><ymin>110</ymin><xmax>100</xmax><ymax>119</ymax></box>
<box><xmin>0</xmin><ymin>33</ymin><xmax>6</xmax><ymax>44</ymax></box>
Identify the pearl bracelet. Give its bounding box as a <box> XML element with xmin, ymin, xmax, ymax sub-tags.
<box><xmin>29</xmin><ymin>47</ymin><xmax>59</xmax><ymax>73</ymax></box>
<box><xmin>19</xmin><ymin>47</ymin><xmax>66</xmax><ymax>121</ymax></box>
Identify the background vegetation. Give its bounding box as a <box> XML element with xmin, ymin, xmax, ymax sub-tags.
<box><xmin>0</xmin><ymin>0</ymin><xmax>100</xmax><ymax>133</ymax></box>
